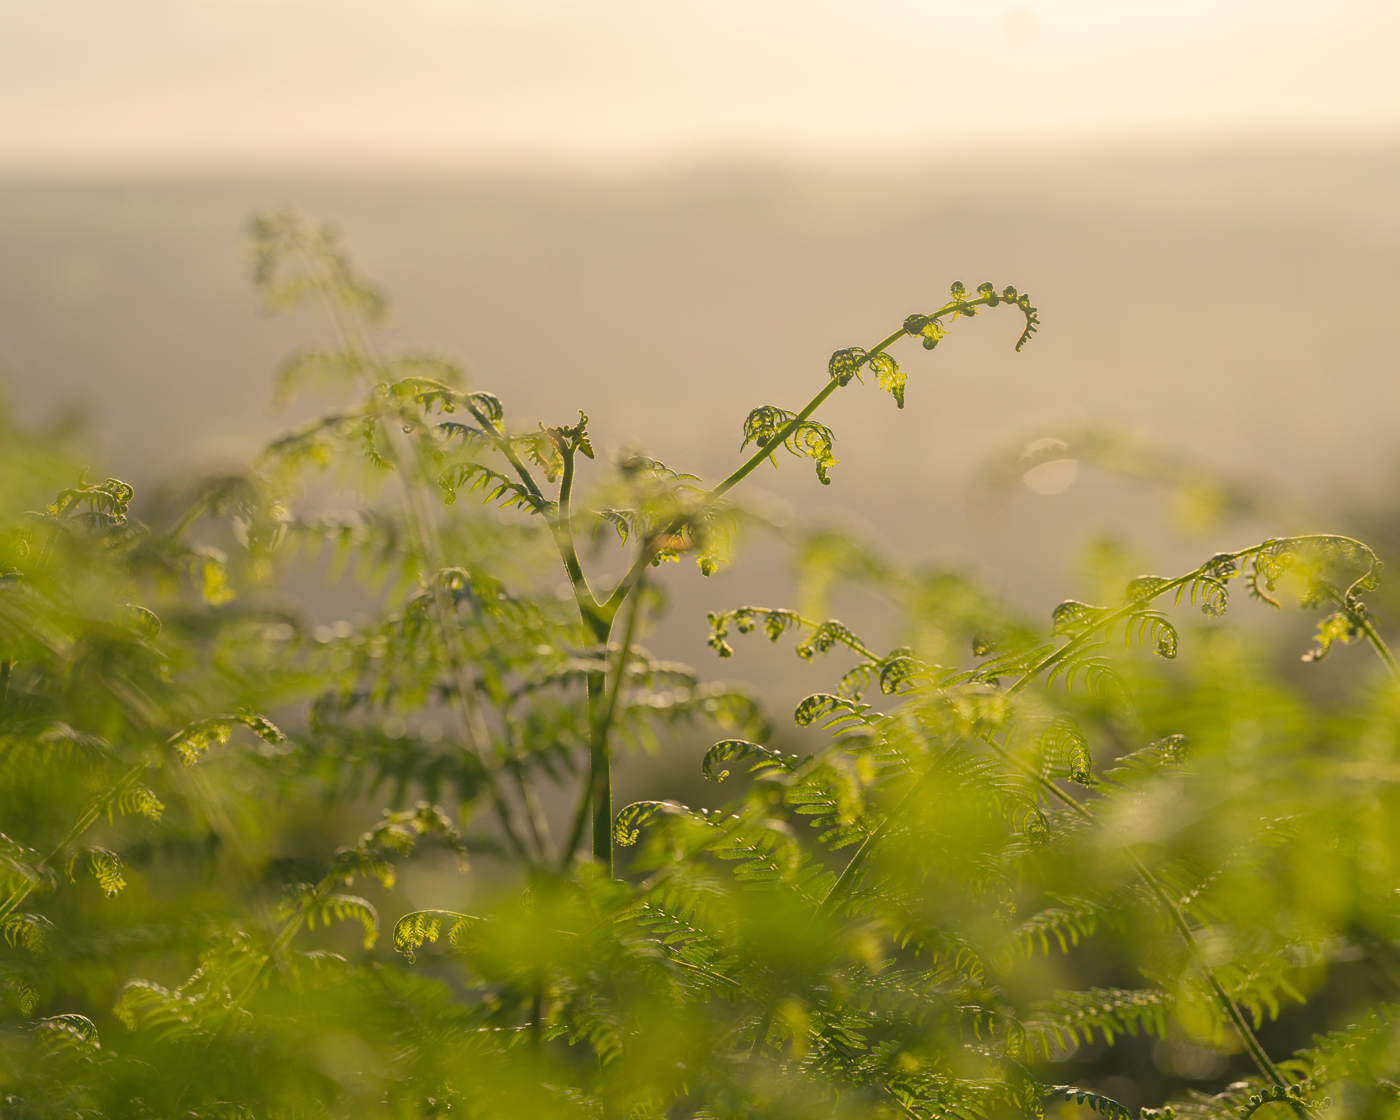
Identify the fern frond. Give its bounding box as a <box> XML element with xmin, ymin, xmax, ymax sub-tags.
<box><xmin>741</xmin><ymin>406</ymin><xmax>839</xmax><ymax>485</ymax></box>
<box><xmin>45</xmin><ymin>476</ymin><xmax>134</xmax><ymax>528</ymax></box>
<box><xmin>594</xmin><ymin>507</ymin><xmax>640</xmax><ymax>547</ymax></box>
<box><xmin>251</xmin><ymin>210</ymin><xmax>386</xmax><ymax>321</ymax></box>
<box><xmin>1210</xmin><ymin>945</ymin><xmax>1315</xmax><ymax>1028</ymax></box>
<box><xmin>1</xmin><ymin>912</ymin><xmax>54</xmax><ymax>951</ymax></box>
<box><xmin>794</xmin><ymin>693</ymin><xmax>881</xmax><ymax>733</ymax></box>
<box><xmin>438</xmin><ymin>462</ymin><xmax>555</xmax><ymax>516</ymax></box>
<box><xmin>1235</xmin><ymin>1083</ymin><xmax>1328</xmax><ymax>1119</ymax></box>
<box><xmin>706</xmin><ymin>605</ymin><xmax>803</xmax><ymax>658</ymax></box>
<box><xmin>613</xmin><ymin>800</ymin><xmax>708</xmax><ymax>847</ymax></box>
<box><xmin>83</xmin><ymin>847</ymin><xmax>126</xmax><ymax>898</ymax></box>
<box><xmin>295</xmin><ymin>889</ymin><xmax>380</xmax><ymax>949</ymax></box>
<box><xmin>712</xmin><ymin>820</ymin><xmax>809</xmax><ymax>889</ymax></box>
<box><xmin>1005</xmin><ymin>899</ymin><xmax>1107</xmax><ymax>959</ymax></box>
<box><xmin>168</xmin><ymin>717</ymin><xmax>232</xmax><ymax>764</ymax></box>
<box><xmin>115</xmin><ymin>784</ymin><xmax>164</xmax><ymax>822</ymax></box>
<box><xmin>1176</xmin><ymin>563</ymin><xmax>1233</xmax><ymax>617</ymax></box>
<box><xmin>1101</xmin><ymin>734</ymin><xmax>1189</xmax><ymax>787</ymax></box>
<box><xmin>1042</xmin><ymin>1086</ymin><xmax>1137</xmax><ymax>1120</ymax></box>
<box><xmin>1051</xmin><ymin>599</ymin><xmax>1113</xmax><ymax>637</ymax></box>
<box><xmin>869</xmin><ymin>352</ymin><xmax>905</xmax><ymax>408</ymax></box>
<box><xmin>702</xmin><ymin>739</ymin><xmax>801</xmax><ymax>782</ymax></box>
<box><xmin>272</xmin><ymin>345</ymin><xmax>364</xmax><ymax>406</ymax></box>
<box><xmin>168</xmin><ymin>711</ymin><xmax>284</xmax><ymax>764</ymax></box>
<box><xmin>33</xmin><ymin>1013</ymin><xmax>100</xmax><ymax>1053</ymax></box>
<box><xmin>1024</xmin><ymin>987</ymin><xmax>1171</xmax><ymax>1058</ymax></box>
<box><xmin>966</xmin><ymin>641</ymin><xmax>1055</xmax><ymax>685</ymax></box>
<box><xmin>1044</xmin><ymin>645</ymin><xmax>1121</xmax><ymax>696</ymax></box>
<box><xmin>1126</xmin><ymin>610</ymin><xmax>1179</xmax><ymax>659</ymax></box>
<box><xmin>393</xmin><ymin>909</ymin><xmax>478</xmax><ymax>963</ymax></box>
<box><xmin>786</xmin><ymin>761</ymin><xmax>875</xmax><ymax>851</ymax></box>
<box><xmin>795</xmin><ymin>619</ymin><xmax>872</xmax><ymax>661</ymax></box>
<box><xmin>0</xmin><ymin>833</ymin><xmax>50</xmax><ymax>896</ymax></box>
<box><xmin>1041</xmin><ymin>717</ymin><xmax>1093</xmax><ymax>784</ymax></box>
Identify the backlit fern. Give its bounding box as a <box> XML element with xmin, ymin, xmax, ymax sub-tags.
<box><xmin>0</xmin><ymin>212</ymin><xmax>1397</xmax><ymax>1120</ymax></box>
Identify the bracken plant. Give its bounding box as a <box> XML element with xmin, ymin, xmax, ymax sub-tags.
<box><xmin>1</xmin><ymin>213</ymin><xmax>1399</xmax><ymax>1120</ymax></box>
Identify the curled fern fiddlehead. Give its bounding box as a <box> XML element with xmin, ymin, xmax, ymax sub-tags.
<box><xmin>392</xmin><ymin>909</ymin><xmax>478</xmax><ymax>963</ymax></box>
<box><xmin>702</xmin><ymin>740</ymin><xmax>801</xmax><ymax>783</ymax></box>
<box><xmin>741</xmin><ymin>406</ymin><xmax>839</xmax><ymax>485</ymax></box>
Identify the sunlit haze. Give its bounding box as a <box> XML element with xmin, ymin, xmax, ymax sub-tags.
<box><xmin>4</xmin><ymin>0</ymin><xmax>1399</xmax><ymax>170</ymax></box>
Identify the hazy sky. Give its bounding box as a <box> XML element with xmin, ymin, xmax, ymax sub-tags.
<box><xmin>3</xmin><ymin>0</ymin><xmax>1399</xmax><ymax>171</ymax></box>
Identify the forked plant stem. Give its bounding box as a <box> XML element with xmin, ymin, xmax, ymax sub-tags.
<box><xmin>543</xmin><ymin>299</ymin><xmax>1004</xmax><ymax>870</ymax></box>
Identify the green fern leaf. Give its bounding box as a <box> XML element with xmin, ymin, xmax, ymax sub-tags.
<box><xmin>168</xmin><ymin>718</ymin><xmax>232</xmax><ymax>764</ymax></box>
<box><xmin>794</xmin><ymin>693</ymin><xmax>878</xmax><ymax>731</ymax></box>
<box><xmin>613</xmin><ymin>800</ymin><xmax>701</xmax><ymax>847</ymax></box>
<box><xmin>34</xmin><ymin>1013</ymin><xmax>100</xmax><ymax>1053</ymax></box>
<box><xmin>740</xmin><ymin>406</ymin><xmax>839</xmax><ymax>485</ymax></box>
<box><xmin>1043</xmin><ymin>1086</ymin><xmax>1136</xmax><ymax>1120</ymax></box>
<box><xmin>116</xmin><ymin>785</ymin><xmax>164</xmax><ymax>822</ymax></box>
<box><xmin>1025</xmin><ymin>987</ymin><xmax>1171</xmax><ymax>1058</ymax></box>
<box><xmin>393</xmin><ymin>909</ymin><xmax>478</xmax><ymax>963</ymax></box>
<box><xmin>1043</xmin><ymin>717</ymin><xmax>1093</xmax><ymax>785</ymax></box>
<box><xmin>794</xmin><ymin>619</ymin><xmax>867</xmax><ymax>661</ymax></box>
<box><xmin>1</xmin><ymin>913</ymin><xmax>54</xmax><ymax>952</ymax></box>
<box><xmin>299</xmin><ymin>891</ymin><xmax>379</xmax><ymax>949</ymax></box>
<box><xmin>868</xmin><ymin>352</ymin><xmax>905</xmax><ymax>408</ymax></box>
<box><xmin>86</xmin><ymin>848</ymin><xmax>126</xmax><ymax>898</ymax></box>
<box><xmin>1101</xmin><ymin>735</ymin><xmax>1189</xmax><ymax>786</ymax></box>
<box><xmin>1052</xmin><ymin>600</ymin><xmax>1113</xmax><ymax>636</ymax></box>
<box><xmin>702</xmin><ymin>739</ymin><xmax>800</xmax><ymax>782</ymax></box>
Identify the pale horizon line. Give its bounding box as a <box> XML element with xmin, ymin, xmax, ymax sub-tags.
<box><xmin>1</xmin><ymin>116</ymin><xmax>1397</xmax><ymax>183</ymax></box>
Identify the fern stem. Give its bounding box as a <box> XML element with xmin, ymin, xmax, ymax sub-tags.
<box><xmin>1129</xmin><ymin>855</ymin><xmax>1291</xmax><ymax>1091</ymax></box>
<box><xmin>553</xmin><ymin>438</ymin><xmax>604</xmax><ymax>617</ymax></box>
<box><xmin>710</xmin><ymin>319</ymin><xmax>934</xmax><ymax>499</ymax></box>
<box><xmin>589</xmin><ymin>580</ymin><xmax>646</xmax><ymax>873</ymax></box>
<box><xmin>513</xmin><ymin>763</ymin><xmax>557</xmax><ymax>862</ymax></box>
<box><xmin>603</xmin><ymin>296</ymin><xmax>1005</xmax><ymax>616</ymax></box>
<box><xmin>1357</xmin><ymin>616</ymin><xmax>1399</xmax><ymax>677</ymax></box>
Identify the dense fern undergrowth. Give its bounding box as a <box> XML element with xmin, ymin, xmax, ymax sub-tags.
<box><xmin>3</xmin><ymin>214</ymin><xmax>1400</xmax><ymax>1119</ymax></box>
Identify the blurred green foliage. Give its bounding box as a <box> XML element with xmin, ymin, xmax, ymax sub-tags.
<box><xmin>2</xmin><ymin>214</ymin><xmax>1399</xmax><ymax>1119</ymax></box>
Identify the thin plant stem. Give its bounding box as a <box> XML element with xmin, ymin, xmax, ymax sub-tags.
<box><xmin>1358</xmin><ymin>616</ymin><xmax>1398</xmax><ymax>677</ymax></box>
<box><xmin>1008</xmin><ymin>536</ymin><xmax>1393</xmax><ymax>695</ymax></box>
<box><xmin>600</xmin><ymin>300</ymin><xmax>1003</xmax><ymax>617</ymax></box>
<box><xmin>514</xmin><ymin>764</ymin><xmax>557</xmax><ymax>862</ymax></box>
<box><xmin>590</xmin><ymin>578</ymin><xmax>647</xmax><ymax>873</ymax></box>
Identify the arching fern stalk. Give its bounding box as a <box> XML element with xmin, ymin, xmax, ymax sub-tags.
<box><xmin>253</xmin><ymin>211</ymin><xmax>1041</xmax><ymax>876</ymax></box>
<box><xmin>16</xmin><ymin>210</ymin><xmax>1400</xmax><ymax>1119</ymax></box>
<box><xmin>669</xmin><ymin>527</ymin><xmax>1397</xmax><ymax>1116</ymax></box>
